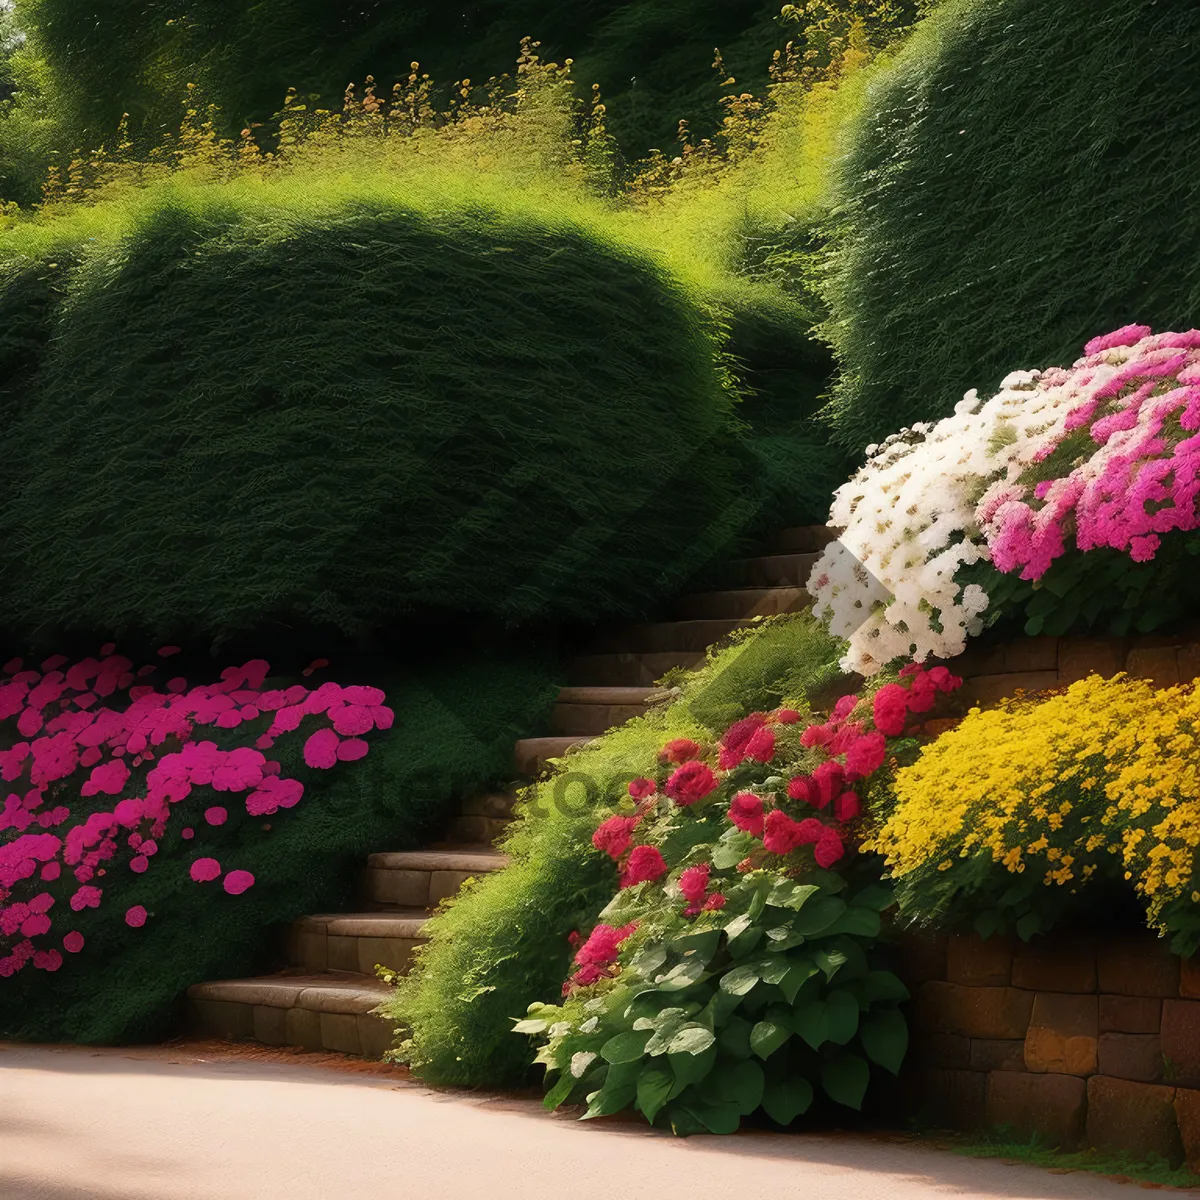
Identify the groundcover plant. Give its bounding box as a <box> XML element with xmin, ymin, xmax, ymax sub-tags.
<box><xmin>515</xmin><ymin>662</ymin><xmax>961</xmax><ymax>1134</ymax></box>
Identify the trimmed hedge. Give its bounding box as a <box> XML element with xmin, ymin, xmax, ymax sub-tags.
<box><xmin>387</xmin><ymin>613</ymin><xmax>846</xmax><ymax>1086</ymax></box>
<box><xmin>821</xmin><ymin>0</ymin><xmax>1200</xmax><ymax>451</ymax></box>
<box><xmin>0</xmin><ymin>647</ymin><xmax>559</xmax><ymax>1044</ymax></box>
<box><xmin>0</xmin><ymin>182</ymin><xmax>756</xmax><ymax>644</ymax></box>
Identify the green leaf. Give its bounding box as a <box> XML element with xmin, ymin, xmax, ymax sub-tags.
<box><xmin>708</xmin><ymin>1060</ymin><xmax>765</xmax><ymax>1116</ymax></box>
<box><xmin>583</xmin><ymin>1075</ymin><xmax>637</xmax><ymax>1119</ymax></box>
<box><xmin>792</xmin><ymin>896</ymin><xmax>847</xmax><ymax>937</ymax></box>
<box><xmin>670</xmin><ymin>929</ymin><xmax>721</xmax><ymax>966</ymax></box>
<box><xmin>635</xmin><ymin>1063</ymin><xmax>674</xmax><ymax>1124</ymax></box>
<box><xmin>667</xmin><ymin>1044</ymin><xmax>717</xmax><ymax>1093</ymax></box>
<box><xmin>779</xmin><ymin>959</ymin><xmax>819</xmax><ymax>1004</ymax></box>
<box><xmin>728</xmin><ymin>925</ymin><xmax>764</xmax><ymax>959</ymax></box>
<box><xmin>813</xmin><ymin>945</ymin><xmax>848</xmax><ymax>981</ymax></box>
<box><xmin>792</xmin><ymin>999</ymin><xmax>830</xmax><ymax>1051</ymax></box>
<box><xmin>717</xmin><ymin>1015</ymin><xmax>754</xmax><ymax>1061</ymax></box>
<box><xmin>543</xmin><ymin>1071</ymin><xmax>577</xmax><ymax>1111</ymax></box>
<box><xmin>722</xmin><ymin>912</ymin><xmax>753</xmax><ymax>941</ymax></box>
<box><xmin>824</xmin><ymin>906</ymin><xmax>882</xmax><ymax>939</ymax></box>
<box><xmin>764</xmin><ymin>928</ymin><xmax>807</xmax><ymax>953</ymax></box>
<box><xmin>826</xmin><ymin>988</ymin><xmax>860</xmax><ymax>1045</ymax></box>
<box><xmin>667</xmin><ymin>1023</ymin><xmax>716</xmax><ymax>1056</ymax></box>
<box><xmin>643</xmin><ymin>1009</ymin><xmax>689</xmax><ymax>1055</ymax></box>
<box><xmin>758</xmin><ymin>956</ymin><xmax>793</xmax><ymax>985</ymax></box>
<box><xmin>600</xmin><ymin>1029</ymin><xmax>652</xmax><ymax>1064</ymax></box>
<box><xmin>851</xmin><ymin>884</ymin><xmax>896</xmax><ymax>912</ymax></box>
<box><xmin>821</xmin><ymin>1051</ymin><xmax>870</xmax><ymax>1110</ymax></box>
<box><xmin>768</xmin><ymin>880</ymin><xmax>820</xmax><ymax>910</ymax></box>
<box><xmin>1024</xmin><ymin>612</ymin><xmax>1044</xmax><ymax>636</ymax></box>
<box><xmin>570</xmin><ymin>1050</ymin><xmax>597</xmax><ymax>1078</ymax></box>
<box><xmin>860</xmin><ymin>1008</ymin><xmax>908</xmax><ymax>1075</ymax></box>
<box><xmin>719</xmin><ymin>963</ymin><xmax>762</xmax><ymax>995</ymax></box>
<box><xmin>748</xmin><ymin>881</ymin><xmax>770</xmax><ymax>922</ymax></box>
<box><xmin>681</xmin><ymin>1100</ymin><xmax>742</xmax><ymax>1135</ymax></box>
<box><xmin>1016</xmin><ymin>911</ymin><xmax>1043</xmax><ymax>941</ymax></box>
<box><xmin>655</xmin><ymin>957</ymin><xmax>707</xmax><ymax>991</ymax></box>
<box><xmin>666</xmin><ymin>1105</ymin><xmax>708</xmax><ymax>1136</ymax></box>
<box><xmin>511</xmin><ymin>1018</ymin><xmax>549</xmax><ymax>1035</ymax></box>
<box><xmin>712</xmin><ymin>830</ymin><xmax>758</xmax><ymax>869</ymax></box>
<box><xmin>627</xmin><ymin>945</ymin><xmax>668</xmax><ymax>979</ymax></box>
<box><xmin>750</xmin><ymin>1012</ymin><xmax>793</xmax><ymax>1060</ymax></box>
<box><xmin>761</xmin><ymin>1076</ymin><xmax>813</xmax><ymax>1125</ymax></box>
<box><xmin>973</xmin><ymin>910</ymin><xmax>1004</xmax><ymax>940</ymax></box>
<box><xmin>863</xmin><ymin>970</ymin><xmax>910</xmax><ymax>1005</ymax></box>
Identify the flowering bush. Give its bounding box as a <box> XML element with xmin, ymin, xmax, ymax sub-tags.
<box><xmin>512</xmin><ymin>664</ymin><xmax>960</xmax><ymax>1135</ymax></box>
<box><xmin>872</xmin><ymin>673</ymin><xmax>1200</xmax><ymax>954</ymax></box>
<box><xmin>0</xmin><ymin>644</ymin><xmax>389</xmax><ymax>979</ymax></box>
<box><xmin>809</xmin><ymin>327</ymin><xmax>1200</xmax><ymax>674</ymax></box>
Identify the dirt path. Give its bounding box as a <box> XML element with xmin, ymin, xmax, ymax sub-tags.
<box><xmin>0</xmin><ymin>1041</ymin><xmax>1188</xmax><ymax>1200</ymax></box>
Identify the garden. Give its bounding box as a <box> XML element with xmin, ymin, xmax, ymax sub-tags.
<box><xmin>4</xmin><ymin>0</ymin><xmax>1200</xmax><ymax>1186</ymax></box>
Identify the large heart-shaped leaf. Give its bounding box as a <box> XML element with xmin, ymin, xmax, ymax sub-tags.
<box><xmin>750</xmin><ymin>1013</ymin><xmax>793</xmax><ymax>1060</ymax></box>
<box><xmin>667</xmin><ymin>1023</ymin><xmax>716</xmax><ymax>1056</ymax></box>
<box><xmin>708</xmin><ymin>1059</ymin><xmax>765</xmax><ymax>1116</ymax></box>
<box><xmin>719</xmin><ymin>963</ymin><xmax>762</xmax><ymax>995</ymax></box>
<box><xmin>543</xmin><ymin>1071</ymin><xmax>577</xmax><ymax>1111</ymax></box>
<box><xmin>600</xmin><ymin>1029</ymin><xmax>652</xmax><ymax>1064</ymax></box>
<box><xmin>761</xmin><ymin>1076</ymin><xmax>813</xmax><ymax>1125</ymax></box>
<box><xmin>826</xmin><ymin>988</ymin><xmax>860</xmax><ymax>1045</ymax></box>
<box><xmin>824</xmin><ymin>906</ymin><xmax>882</xmax><ymax>939</ymax></box>
<box><xmin>821</xmin><ymin>1052</ymin><xmax>870</xmax><ymax>1110</ymax></box>
<box><xmin>667</xmin><ymin>1044</ymin><xmax>717</xmax><ymax>1094</ymax></box>
<box><xmin>863</xmin><ymin>970</ymin><xmax>909</xmax><ymax>1005</ymax></box>
<box><xmin>635</xmin><ymin>1062</ymin><xmax>674</xmax><ymax>1124</ymax></box>
<box><xmin>779</xmin><ymin>959</ymin><xmax>819</xmax><ymax>1004</ymax></box>
<box><xmin>792</xmin><ymin>999</ymin><xmax>830</xmax><ymax>1050</ymax></box>
<box><xmin>792</xmin><ymin>896</ymin><xmax>847</xmax><ymax>936</ymax></box>
<box><xmin>860</xmin><ymin>1007</ymin><xmax>908</xmax><ymax>1075</ymax></box>
<box><xmin>717</xmin><ymin>1015</ymin><xmax>754</xmax><ymax>1061</ymax></box>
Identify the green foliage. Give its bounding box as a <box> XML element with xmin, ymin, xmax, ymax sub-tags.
<box><xmin>0</xmin><ymin>178</ymin><xmax>757</xmax><ymax>644</ymax></box>
<box><xmin>821</xmin><ymin>0</ymin><xmax>1200</xmax><ymax>450</ymax></box>
<box><xmin>386</xmin><ymin>613</ymin><xmax>849</xmax><ymax>1087</ymax></box>
<box><xmin>0</xmin><ymin>648</ymin><xmax>560</xmax><ymax>1043</ymax></box>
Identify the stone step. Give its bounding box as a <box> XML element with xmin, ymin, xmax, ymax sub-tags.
<box><xmin>360</xmin><ymin>847</ymin><xmax>510</xmax><ymax>910</ymax></box>
<box><xmin>727</xmin><ymin>552</ymin><xmax>820</xmax><ymax>589</ymax></box>
<box><xmin>774</xmin><ymin>525</ymin><xmax>836</xmax><ymax>553</ymax></box>
<box><xmin>550</xmin><ymin>686</ymin><xmax>668</xmax><ymax>736</ymax></box>
<box><xmin>285</xmin><ymin>910</ymin><xmax>430</xmax><ymax>976</ymax></box>
<box><xmin>588</xmin><ymin>619</ymin><xmax>752</xmax><ymax>655</ymax></box>
<box><xmin>566</xmin><ymin>651</ymin><xmax>706</xmax><ymax>687</ymax></box>
<box><xmin>186</xmin><ymin>971</ymin><xmax>395</xmax><ymax>1058</ymax></box>
<box><xmin>513</xmin><ymin>735</ymin><xmax>595</xmax><ymax>776</ymax></box>
<box><xmin>673</xmin><ymin>586</ymin><xmax>811</xmax><ymax>621</ymax></box>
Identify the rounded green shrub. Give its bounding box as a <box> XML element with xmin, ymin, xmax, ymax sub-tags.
<box><xmin>0</xmin><ymin>184</ymin><xmax>750</xmax><ymax>642</ymax></box>
<box><xmin>821</xmin><ymin>0</ymin><xmax>1200</xmax><ymax>451</ymax></box>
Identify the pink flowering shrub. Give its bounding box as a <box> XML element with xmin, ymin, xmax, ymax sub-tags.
<box><xmin>0</xmin><ymin>644</ymin><xmax>390</xmax><ymax>981</ymax></box>
<box><xmin>514</xmin><ymin>664</ymin><xmax>960</xmax><ymax>1136</ymax></box>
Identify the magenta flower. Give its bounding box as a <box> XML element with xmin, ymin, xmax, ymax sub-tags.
<box><xmin>222</xmin><ymin>870</ymin><xmax>255</xmax><ymax>895</ymax></box>
<box><xmin>189</xmin><ymin>858</ymin><xmax>221</xmax><ymax>883</ymax></box>
<box><xmin>124</xmin><ymin>906</ymin><xmax>148</xmax><ymax>928</ymax></box>
<box><xmin>303</xmin><ymin>727</ymin><xmax>340</xmax><ymax>769</ymax></box>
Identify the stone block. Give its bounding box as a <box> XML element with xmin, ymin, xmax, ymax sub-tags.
<box><xmin>947</xmin><ymin>934</ymin><xmax>1015</xmax><ymax>987</ymax></box>
<box><xmin>252</xmin><ymin>1005</ymin><xmax>288</xmax><ymax>1047</ymax></box>
<box><xmin>320</xmin><ymin>1012</ymin><xmax>362</xmax><ymax>1055</ymax></box>
<box><xmin>326</xmin><ymin>935</ymin><xmax>360</xmax><ymax>974</ymax></box>
<box><xmin>1161</xmin><ymin>1000</ymin><xmax>1200</xmax><ymax>1088</ymax></box>
<box><xmin>920</xmin><ymin>718</ymin><xmax>962</xmax><ymax>738</ymax></box>
<box><xmin>1098</xmin><ymin>1033</ymin><xmax>1163</xmax><ymax>1083</ymax></box>
<box><xmin>429</xmin><ymin>869</ymin><xmax>474</xmax><ymax>907</ymax></box>
<box><xmin>1086</xmin><ymin>1076</ymin><xmax>1182</xmax><ymax>1165</ymax></box>
<box><xmin>285</xmin><ymin>1006</ymin><xmax>323</xmax><ymax>1051</ymax></box>
<box><xmin>1097</xmin><ymin>936</ymin><xmax>1180</xmax><ymax>997</ymax></box>
<box><xmin>1011</xmin><ymin>938</ymin><xmax>1096</xmax><ymax>993</ymax></box>
<box><xmin>188</xmin><ymin>998</ymin><xmax>254</xmax><ymax>1041</ymax></box>
<box><xmin>914</xmin><ymin>1033</ymin><xmax>971</xmax><ymax>1069</ymax></box>
<box><xmin>1058</xmin><ymin>637</ymin><xmax>1127</xmax><ymax>684</ymax></box>
<box><xmin>1125</xmin><ymin>647</ymin><xmax>1182</xmax><ymax>689</ymax></box>
<box><xmin>911</xmin><ymin>1068</ymin><xmax>988</xmax><ymax>1131</ymax></box>
<box><xmin>894</xmin><ymin>931</ymin><xmax>948</xmax><ymax>987</ymax></box>
<box><xmin>1003</xmin><ymin>637</ymin><xmax>1060</xmax><ymax>673</ymax></box>
<box><xmin>914</xmin><ymin>982</ymin><xmax>1034</xmax><ymax>1039</ymax></box>
<box><xmin>1173</xmin><ymin>1088</ymin><xmax>1200</xmax><ymax>1173</ymax></box>
<box><xmin>364</xmin><ymin>867</ymin><xmax>432</xmax><ymax>908</ymax></box>
<box><xmin>970</xmin><ymin>1039</ymin><xmax>1026</xmax><ymax>1073</ymax></box>
<box><xmin>1178</xmin><ymin>643</ymin><xmax>1200</xmax><ymax>685</ymax></box>
<box><xmin>965</xmin><ymin>672</ymin><xmax>1060</xmax><ymax>708</ymax></box>
<box><xmin>285</xmin><ymin>925</ymin><xmax>327</xmax><ymax>972</ymax></box>
<box><xmin>1024</xmin><ymin>994</ymin><xmax>1097</xmax><ymax>1076</ymax></box>
<box><xmin>1099</xmin><ymin>995</ymin><xmax>1162</xmax><ymax>1034</ymax></box>
<box><xmin>357</xmin><ymin>936</ymin><xmax>419</xmax><ymax>976</ymax></box>
<box><xmin>1180</xmin><ymin>956</ymin><xmax>1200</xmax><ymax>999</ymax></box>
<box><xmin>357</xmin><ymin>1014</ymin><xmax>395</xmax><ymax>1061</ymax></box>
<box><xmin>986</xmin><ymin>1071</ymin><xmax>1087</xmax><ymax>1150</ymax></box>
<box><xmin>953</xmin><ymin>643</ymin><xmax>1008</xmax><ymax>677</ymax></box>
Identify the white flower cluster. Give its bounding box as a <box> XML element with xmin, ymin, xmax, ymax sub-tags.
<box><xmin>807</xmin><ymin>353</ymin><xmax>1131</xmax><ymax>675</ymax></box>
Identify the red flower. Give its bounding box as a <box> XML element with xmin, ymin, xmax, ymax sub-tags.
<box><xmin>831</xmin><ymin>695</ymin><xmax>858</xmax><ymax>722</ymax></box>
<box><xmin>702</xmin><ymin>893</ymin><xmax>726</xmax><ymax>911</ymax></box>
<box><xmin>763</xmin><ymin>809</ymin><xmax>806</xmax><ymax>855</ymax></box>
<box><xmin>574</xmin><ymin>921</ymin><xmax>638</xmax><ymax>966</ymax></box>
<box><xmin>718</xmin><ymin>713</ymin><xmax>769</xmax><ymax>769</ymax></box>
<box><xmin>833</xmin><ymin>791</ymin><xmax>861</xmax><ymax>822</ymax></box>
<box><xmin>658</xmin><ymin>738</ymin><xmax>704</xmax><ymax>765</ymax></box>
<box><xmin>796</xmin><ymin>817</ymin><xmax>825</xmax><ymax>844</ymax></box>
<box><xmin>812</xmin><ymin>761</ymin><xmax>845</xmax><ymax>808</ymax></box>
<box><xmin>628</xmin><ymin>777</ymin><xmax>657</xmax><ymax>800</ymax></box>
<box><xmin>827</xmin><ymin>721</ymin><xmax>865</xmax><ymax>755</ymax></box>
<box><xmin>774</xmin><ymin>708</ymin><xmax>801</xmax><ymax>725</ymax></box>
<box><xmin>844</xmin><ymin>731</ymin><xmax>887</xmax><ymax>779</ymax></box>
<box><xmin>679</xmin><ymin>863</ymin><xmax>711</xmax><ymax>905</ymax></box>
<box><xmin>872</xmin><ymin>683</ymin><xmax>909</xmax><ymax>736</ymax></box>
<box><xmin>593</xmin><ymin>815</ymin><xmax>639</xmax><ymax>860</ymax></box>
<box><xmin>800</xmin><ymin>722</ymin><xmax>834</xmax><ymax>749</ymax></box>
<box><xmin>787</xmin><ymin>775</ymin><xmax>816</xmax><ymax>804</ymax></box>
<box><xmin>907</xmin><ymin>671</ymin><xmax>937</xmax><ymax>714</ymax></box>
<box><xmin>620</xmin><ymin>845</ymin><xmax>668</xmax><ymax>888</ymax></box>
<box><xmin>814</xmin><ymin>831</ymin><xmax>845</xmax><ymax>868</ymax></box>
<box><xmin>743</xmin><ymin>725</ymin><xmax>776</xmax><ymax>763</ymax></box>
<box><xmin>728</xmin><ymin>791</ymin><xmax>765</xmax><ymax>835</ymax></box>
<box><xmin>928</xmin><ymin>666</ymin><xmax>962</xmax><ymax>694</ymax></box>
<box><xmin>666</xmin><ymin>761</ymin><xmax>719</xmax><ymax>806</ymax></box>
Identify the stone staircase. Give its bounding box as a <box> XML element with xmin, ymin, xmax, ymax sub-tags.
<box><xmin>185</xmin><ymin>525</ymin><xmax>833</xmax><ymax>1055</ymax></box>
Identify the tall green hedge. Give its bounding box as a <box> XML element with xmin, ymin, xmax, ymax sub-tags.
<box><xmin>0</xmin><ymin>182</ymin><xmax>758</xmax><ymax>644</ymax></box>
<box><xmin>388</xmin><ymin>614</ymin><xmax>846</xmax><ymax>1087</ymax></box>
<box><xmin>820</xmin><ymin>0</ymin><xmax>1200</xmax><ymax>451</ymax></box>
<box><xmin>0</xmin><ymin>648</ymin><xmax>559</xmax><ymax>1044</ymax></box>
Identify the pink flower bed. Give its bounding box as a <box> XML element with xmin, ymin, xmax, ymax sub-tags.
<box><xmin>0</xmin><ymin>646</ymin><xmax>390</xmax><ymax>978</ymax></box>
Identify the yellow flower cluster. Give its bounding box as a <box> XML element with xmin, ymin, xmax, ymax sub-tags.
<box><xmin>870</xmin><ymin>674</ymin><xmax>1200</xmax><ymax>927</ymax></box>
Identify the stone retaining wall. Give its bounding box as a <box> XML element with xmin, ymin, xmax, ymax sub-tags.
<box><xmin>898</xmin><ymin>931</ymin><xmax>1200</xmax><ymax>1169</ymax></box>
